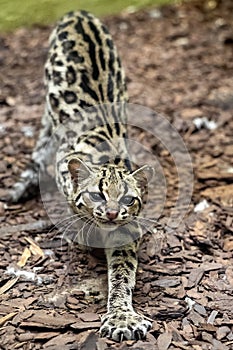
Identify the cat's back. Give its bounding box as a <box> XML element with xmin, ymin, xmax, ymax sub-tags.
<box><xmin>44</xmin><ymin>10</ymin><xmax>127</xmax><ymax>126</ymax></box>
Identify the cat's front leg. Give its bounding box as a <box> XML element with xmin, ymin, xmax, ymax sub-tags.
<box><xmin>100</xmin><ymin>242</ymin><xmax>151</xmax><ymax>341</ymax></box>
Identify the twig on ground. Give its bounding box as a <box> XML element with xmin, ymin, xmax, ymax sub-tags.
<box><xmin>0</xmin><ymin>220</ymin><xmax>53</xmax><ymax>237</ymax></box>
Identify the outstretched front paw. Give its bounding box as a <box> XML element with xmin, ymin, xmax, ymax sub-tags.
<box><xmin>100</xmin><ymin>310</ymin><xmax>152</xmax><ymax>341</ymax></box>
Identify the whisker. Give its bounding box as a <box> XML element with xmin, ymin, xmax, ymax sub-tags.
<box><xmin>46</xmin><ymin>213</ymin><xmax>79</xmax><ymax>237</ymax></box>
<box><xmin>73</xmin><ymin>216</ymin><xmax>95</xmax><ymax>245</ymax></box>
<box><xmin>43</xmin><ymin>200</ymin><xmax>73</xmax><ymax>205</ymax></box>
<box><xmin>136</xmin><ymin>216</ymin><xmax>160</xmax><ymax>225</ymax></box>
<box><xmin>58</xmin><ymin>214</ymin><xmax>91</xmax><ymax>244</ymax></box>
<box><xmin>135</xmin><ymin>217</ymin><xmax>161</xmax><ymax>234</ymax></box>
<box><xmin>85</xmin><ymin>220</ymin><xmax>96</xmax><ymax>246</ymax></box>
<box><xmin>60</xmin><ymin>218</ymin><xmax>84</xmax><ymax>245</ymax></box>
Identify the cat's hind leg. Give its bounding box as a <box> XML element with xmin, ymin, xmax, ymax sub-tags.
<box><xmin>9</xmin><ymin>109</ymin><xmax>55</xmax><ymax>202</ymax></box>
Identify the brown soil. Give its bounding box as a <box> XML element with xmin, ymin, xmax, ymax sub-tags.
<box><xmin>0</xmin><ymin>0</ymin><xmax>233</xmax><ymax>349</ymax></box>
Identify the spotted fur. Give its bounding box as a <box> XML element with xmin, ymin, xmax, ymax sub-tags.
<box><xmin>10</xmin><ymin>11</ymin><xmax>153</xmax><ymax>341</ymax></box>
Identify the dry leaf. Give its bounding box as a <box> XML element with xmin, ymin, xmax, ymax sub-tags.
<box><xmin>17</xmin><ymin>247</ymin><xmax>31</xmax><ymax>267</ymax></box>
<box><xmin>25</xmin><ymin>237</ymin><xmax>44</xmax><ymax>257</ymax></box>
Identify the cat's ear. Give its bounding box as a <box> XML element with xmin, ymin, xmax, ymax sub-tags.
<box><xmin>68</xmin><ymin>158</ymin><xmax>91</xmax><ymax>185</ymax></box>
<box><xmin>130</xmin><ymin>165</ymin><xmax>154</xmax><ymax>188</ymax></box>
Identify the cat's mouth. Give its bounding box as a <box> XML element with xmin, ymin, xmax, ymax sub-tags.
<box><xmin>95</xmin><ymin>218</ymin><xmax>131</xmax><ymax>230</ymax></box>
<box><xmin>97</xmin><ymin>219</ymin><xmax>118</xmax><ymax>226</ymax></box>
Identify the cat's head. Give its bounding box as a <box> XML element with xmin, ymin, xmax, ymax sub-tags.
<box><xmin>67</xmin><ymin>158</ymin><xmax>153</xmax><ymax>228</ymax></box>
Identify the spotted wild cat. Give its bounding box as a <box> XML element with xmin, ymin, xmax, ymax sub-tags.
<box><xmin>10</xmin><ymin>11</ymin><xmax>153</xmax><ymax>341</ymax></box>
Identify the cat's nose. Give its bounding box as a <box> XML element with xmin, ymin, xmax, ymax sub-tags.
<box><xmin>106</xmin><ymin>208</ymin><xmax>119</xmax><ymax>221</ymax></box>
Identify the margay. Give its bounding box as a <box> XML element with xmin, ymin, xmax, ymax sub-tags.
<box><xmin>10</xmin><ymin>11</ymin><xmax>153</xmax><ymax>341</ymax></box>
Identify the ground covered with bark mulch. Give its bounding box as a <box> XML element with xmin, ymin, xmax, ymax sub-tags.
<box><xmin>0</xmin><ymin>0</ymin><xmax>233</xmax><ymax>349</ymax></box>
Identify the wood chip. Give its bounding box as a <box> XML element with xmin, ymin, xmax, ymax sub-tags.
<box><xmin>0</xmin><ymin>312</ymin><xmax>18</xmax><ymax>326</ymax></box>
<box><xmin>20</xmin><ymin>311</ymin><xmax>77</xmax><ymax>329</ymax></box>
<box><xmin>157</xmin><ymin>332</ymin><xmax>172</xmax><ymax>350</ymax></box>
<box><xmin>207</xmin><ymin>310</ymin><xmax>218</xmax><ymax>325</ymax></box>
<box><xmin>79</xmin><ymin>331</ymin><xmax>97</xmax><ymax>350</ymax></box>
<box><xmin>71</xmin><ymin>321</ymin><xmax>101</xmax><ymax>330</ymax></box>
<box><xmin>223</xmin><ymin>238</ymin><xmax>233</xmax><ymax>252</ymax></box>
<box><xmin>194</xmin><ymin>303</ymin><xmax>207</xmax><ymax>316</ymax></box>
<box><xmin>42</xmin><ymin>333</ymin><xmax>79</xmax><ymax>348</ymax></box>
<box><xmin>96</xmin><ymin>338</ymin><xmax>108</xmax><ymax>350</ymax></box>
<box><xmin>216</xmin><ymin>326</ymin><xmax>231</xmax><ymax>340</ymax></box>
<box><xmin>18</xmin><ymin>331</ymin><xmax>59</xmax><ymax>342</ymax></box>
<box><xmin>187</xmin><ymin>268</ymin><xmax>205</xmax><ymax>288</ymax></box>
<box><xmin>0</xmin><ymin>277</ymin><xmax>19</xmax><ymax>295</ymax></box>
<box><xmin>152</xmin><ymin>277</ymin><xmax>180</xmax><ymax>288</ymax></box>
<box><xmin>78</xmin><ymin>312</ymin><xmax>100</xmax><ymax>322</ymax></box>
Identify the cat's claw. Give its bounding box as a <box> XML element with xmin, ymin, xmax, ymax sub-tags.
<box><xmin>100</xmin><ymin>311</ymin><xmax>152</xmax><ymax>341</ymax></box>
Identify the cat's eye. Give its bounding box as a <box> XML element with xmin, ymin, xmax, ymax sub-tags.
<box><xmin>120</xmin><ymin>195</ymin><xmax>135</xmax><ymax>206</ymax></box>
<box><xmin>89</xmin><ymin>192</ymin><xmax>105</xmax><ymax>202</ymax></box>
